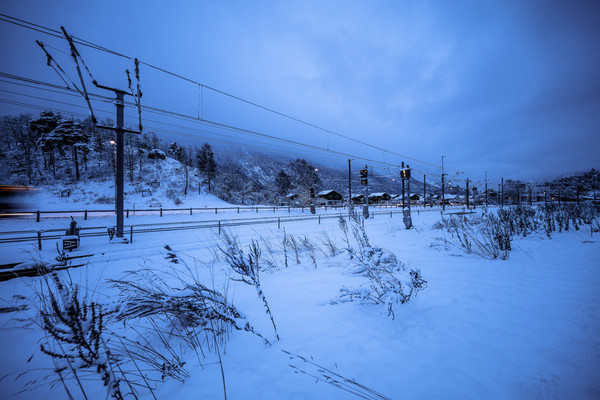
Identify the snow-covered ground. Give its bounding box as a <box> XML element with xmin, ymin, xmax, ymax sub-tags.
<box><xmin>1</xmin><ymin>207</ymin><xmax>599</xmax><ymax>399</ymax></box>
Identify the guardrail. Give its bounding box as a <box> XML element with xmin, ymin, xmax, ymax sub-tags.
<box><xmin>0</xmin><ymin>207</ymin><xmax>447</xmax><ymax>249</ymax></box>
<box><xmin>1</xmin><ymin>203</ymin><xmax>440</xmax><ymax>221</ymax></box>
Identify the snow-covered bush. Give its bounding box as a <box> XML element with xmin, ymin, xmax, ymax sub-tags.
<box><xmin>94</xmin><ymin>194</ymin><xmax>115</xmax><ymax>204</ymax></box>
<box><xmin>435</xmin><ymin>213</ymin><xmax>511</xmax><ymax>260</ymax></box>
<box><xmin>436</xmin><ymin>204</ymin><xmax>599</xmax><ymax>258</ymax></box>
<box><xmin>19</xmin><ymin>243</ymin><xmax>274</xmax><ymax>399</ymax></box>
<box><xmin>109</xmin><ymin>245</ymin><xmax>267</xmax><ymax>344</ymax></box>
<box><xmin>319</xmin><ymin>231</ymin><xmax>341</xmax><ymax>257</ymax></box>
<box><xmin>37</xmin><ymin>272</ymin><xmax>126</xmax><ymax>399</ymax></box>
<box><xmin>334</xmin><ymin>215</ymin><xmax>427</xmax><ymax>319</ymax></box>
<box><xmin>165</xmin><ymin>186</ymin><xmax>183</xmax><ymax>205</ymax></box>
<box><xmin>592</xmin><ymin>218</ymin><xmax>600</xmax><ymax>233</ymax></box>
<box><xmin>147</xmin><ymin>148</ymin><xmax>166</xmax><ymax>160</ymax></box>
<box><xmin>219</xmin><ymin>232</ymin><xmax>279</xmax><ymax>341</ymax></box>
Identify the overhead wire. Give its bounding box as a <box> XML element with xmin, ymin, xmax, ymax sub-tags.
<box><xmin>0</xmin><ymin>13</ymin><xmax>468</xmax><ymax>176</ymax></box>
<box><xmin>0</xmin><ymin>74</ymin><xmax>454</xmax><ymax>178</ymax></box>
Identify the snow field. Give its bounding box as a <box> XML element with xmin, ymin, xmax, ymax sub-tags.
<box><xmin>0</xmin><ymin>209</ymin><xmax>599</xmax><ymax>399</ymax></box>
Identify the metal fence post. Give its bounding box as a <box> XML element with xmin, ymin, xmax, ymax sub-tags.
<box><xmin>126</xmin><ymin>209</ymin><xmax>129</xmax><ymax>218</ymax></box>
<box><xmin>160</xmin><ymin>207</ymin><xmax>163</xmax><ymax>217</ymax></box>
<box><xmin>215</xmin><ymin>207</ymin><xmax>218</xmax><ymax>214</ymax></box>
<box><xmin>37</xmin><ymin>231</ymin><xmax>42</xmax><ymax>250</ymax></box>
<box><xmin>37</xmin><ymin>210</ymin><xmax>40</xmax><ymax>222</ymax></box>
<box><xmin>190</xmin><ymin>207</ymin><xmax>192</xmax><ymax>215</ymax></box>
<box><xmin>218</xmin><ymin>220</ymin><xmax>221</xmax><ymax>235</ymax></box>
<box><xmin>84</xmin><ymin>210</ymin><xmax>88</xmax><ymax>220</ymax></box>
<box><xmin>278</xmin><ymin>217</ymin><xmax>281</xmax><ymax>229</ymax></box>
<box><xmin>130</xmin><ymin>225</ymin><xmax>133</xmax><ymax>243</ymax></box>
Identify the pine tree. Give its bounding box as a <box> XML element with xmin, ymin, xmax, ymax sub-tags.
<box><xmin>51</xmin><ymin>120</ymin><xmax>90</xmax><ymax>180</ymax></box>
<box><xmin>275</xmin><ymin>170</ymin><xmax>292</xmax><ymax>196</ymax></box>
<box><xmin>31</xmin><ymin>111</ymin><xmax>61</xmax><ymax>176</ymax></box>
<box><xmin>196</xmin><ymin>143</ymin><xmax>216</xmax><ymax>192</ymax></box>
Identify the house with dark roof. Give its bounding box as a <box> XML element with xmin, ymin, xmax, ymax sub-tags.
<box><xmin>368</xmin><ymin>192</ymin><xmax>391</xmax><ymax>203</ymax></box>
<box><xmin>318</xmin><ymin>190</ymin><xmax>343</xmax><ymax>205</ymax></box>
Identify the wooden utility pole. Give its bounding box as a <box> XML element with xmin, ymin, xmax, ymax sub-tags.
<box><xmin>466</xmin><ymin>179</ymin><xmax>470</xmax><ymax>209</ymax></box>
<box><xmin>364</xmin><ymin>165</ymin><xmax>369</xmax><ymax>219</ymax></box>
<box><xmin>441</xmin><ymin>156</ymin><xmax>446</xmax><ymax>211</ymax></box>
<box><xmin>423</xmin><ymin>174</ymin><xmax>426</xmax><ymax>206</ymax></box>
<box><xmin>485</xmin><ymin>171</ymin><xmax>488</xmax><ymax>207</ymax></box>
<box><xmin>348</xmin><ymin>159</ymin><xmax>352</xmax><ymax>217</ymax></box>
<box><xmin>407</xmin><ymin>165</ymin><xmax>411</xmax><ymax>214</ymax></box>
<box><xmin>501</xmin><ymin>177</ymin><xmax>504</xmax><ymax>208</ymax></box>
<box><xmin>529</xmin><ymin>186</ymin><xmax>533</xmax><ymax>206</ymax></box>
<box><xmin>401</xmin><ymin>162</ymin><xmax>405</xmax><ymax>208</ymax></box>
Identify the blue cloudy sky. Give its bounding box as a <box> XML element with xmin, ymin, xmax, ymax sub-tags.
<box><xmin>1</xmin><ymin>0</ymin><xmax>599</xmax><ymax>185</ymax></box>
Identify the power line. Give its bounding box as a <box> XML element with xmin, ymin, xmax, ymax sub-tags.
<box><xmin>0</xmin><ymin>73</ymin><xmax>414</xmax><ymax>169</ymax></box>
<box><xmin>0</xmin><ymin>13</ymin><xmax>465</xmax><ymax>174</ymax></box>
<box><xmin>0</xmin><ymin>71</ymin><xmax>466</xmax><ymax>181</ymax></box>
<box><xmin>0</xmin><ymin>91</ymin><xmax>422</xmax><ymax>173</ymax></box>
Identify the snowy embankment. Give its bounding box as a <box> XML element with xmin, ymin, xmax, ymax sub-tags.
<box><xmin>0</xmin><ymin>209</ymin><xmax>599</xmax><ymax>399</ymax></box>
<box><xmin>22</xmin><ymin>164</ymin><xmax>233</xmax><ymax>212</ymax></box>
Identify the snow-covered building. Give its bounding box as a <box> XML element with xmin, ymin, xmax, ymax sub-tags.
<box><xmin>350</xmin><ymin>193</ymin><xmax>365</xmax><ymax>204</ymax></box>
<box><xmin>317</xmin><ymin>190</ymin><xmax>343</xmax><ymax>205</ymax></box>
<box><xmin>368</xmin><ymin>192</ymin><xmax>391</xmax><ymax>203</ymax></box>
<box><xmin>285</xmin><ymin>193</ymin><xmax>299</xmax><ymax>204</ymax></box>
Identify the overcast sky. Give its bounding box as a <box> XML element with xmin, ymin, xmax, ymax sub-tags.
<box><xmin>1</xmin><ymin>0</ymin><xmax>599</xmax><ymax>186</ymax></box>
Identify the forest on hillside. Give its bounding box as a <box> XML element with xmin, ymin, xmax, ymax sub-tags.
<box><xmin>1</xmin><ymin>110</ymin><xmax>598</xmax><ymax>206</ymax></box>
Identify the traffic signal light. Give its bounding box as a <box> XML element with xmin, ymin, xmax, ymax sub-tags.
<box><xmin>309</xmin><ymin>187</ymin><xmax>315</xmax><ymax>198</ymax></box>
<box><xmin>401</xmin><ymin>169</ymin><xmax>411</xmax><ymax>179</ymax></box>
<box><xmin>360</xmin><ymin>168</ymin><xmax>368</xmax><ymax>185</ymax></box>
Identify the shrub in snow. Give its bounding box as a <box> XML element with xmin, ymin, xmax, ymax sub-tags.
<box><xmin>288</xmin><ymin>234</ymin><xmax>301</xmax><ymax>264</ymax></box>
<box><xmin>335</xmin><ymin>215</ymin><xmax>427</xmax><ymax>319</ymax></box>
<box><xmin>94</xmin><ymin>194</ymin><xmax>115</xmax><ymax>204</ymax></box>
<box><xmin>38</xmin><ymin>272</ymin><xmax>125</xmax><ymax>399</ymax></box>
<box><xmin>219</xmin><ymin>231</ymin><xmax>279</xmax><ymax>341</ymax></box>
<box><xmin>165</xmin><ymin>186</ymin><xmax>183</xmax><ymax>205</ymax></box>
<box><xmin>147</xmin><ymin>148</ymin><xmax>166</xmax><ymax>160</ymax></box>
<box><xmin>436</xmin><ymin>204</ymin><xmax>599</xmax><ymax>259</ymax></box>
<box><xmin>23</xmin><ymin>244</ymin><xmax>274</xmax><ymax>399</ymax></box>
<box><xmin>592</xmin><ymin>218</ymin><xmax>600</xmax><ymax>233</ymax></box>
<box><xmin>436</xmin><ymin>214</ymin><xmax>511</xmax><ymax>260</ymax></box>
<box><xmin>111</xmin><ymin>271</ymin><xmax>251</xmax><ymax>334</ymax></box>
<box><xmin>110</xmin><ymin>245</ymin><xmax>268</xmax><ymax>345</ymax></box>
<box><xmin>319</xmin><ymin>231</ymin><xmax>341</xmax><ymax>257</ymax></box>
<box><xmin>281</xmin><ymin>228</ymin><xmax>289</xmax><ymax>267</ymax></box>
<box><xmin>299</xmin><ymin>235</ymin><xmax>318</xmax><ymax>268</ymax></box>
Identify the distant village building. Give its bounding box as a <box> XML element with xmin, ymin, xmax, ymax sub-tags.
<box><xmin>368</xmin><ymin>192</ymin><xmax>391</xmax><ymax>203</ymax></box>
<box><xmin>285</xmin><ymin>193</ymin><xmax>299</xmax><ymax>204</ymax></box>
<box><xmin>351</xmin><ymin>193</ymin><xmax>366</xmax><ymax>204</ymax></box>
<box><xmin>318</xmin><ymin>190</ymin><xmax>343</xmax><ymax>205</ymax></box>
